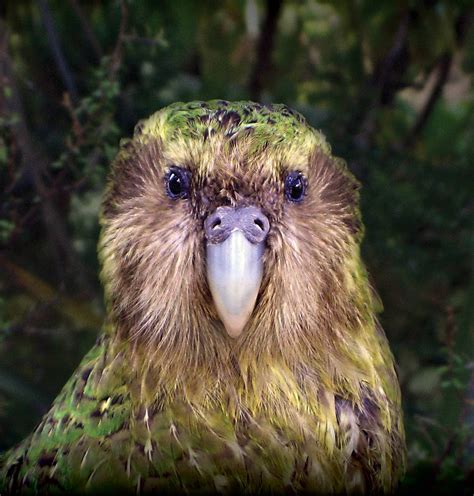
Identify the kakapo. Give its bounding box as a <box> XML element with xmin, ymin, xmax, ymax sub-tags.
<box><xmin>1</xmin><ymin>101</ymin><xmax>405</xmax><ymax>494</ymax></box>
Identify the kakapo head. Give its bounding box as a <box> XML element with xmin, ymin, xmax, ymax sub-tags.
<box><xmin>97</xmin><ymin>100</ymin><xmax>384</xmax><ymax>393</ymax></box>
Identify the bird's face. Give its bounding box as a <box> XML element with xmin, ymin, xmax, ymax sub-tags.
<box><xmin>100</xmin><ymin>101</ymin><xmax>362</xmax><ymax>368</ymax></box>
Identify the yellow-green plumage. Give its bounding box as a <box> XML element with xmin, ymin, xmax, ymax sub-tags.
<box><xmin>1</xmin><ymin>100</ymin><xmax>405</xmax><ymax>494</ymax></box>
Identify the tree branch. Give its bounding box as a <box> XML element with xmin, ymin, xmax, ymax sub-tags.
<box><xmin>404</xmin><ymin>11</ymin><xmax>473</xmax><ymax>148</ymax></box>
<box><xmin>0</xmin><ymin>255</ymin><xmax>103</xmax><ymax>329</ymax></box>
<box><xmin>463</xmin><ymin>365</ymin><xmax>474</xmax><ymax>459</ymax></box>
<box><xmin>404</xmin><ymin>52</ymin><xmax>453</xmax><ymax>147</ymax></box>
<box><xmin>248</xmin><ymin>0</ymin><xmax>283</xmax><ymax>101</ymax></box>
<box><xmin>36</xmin><ymin>0</ymin><xmax>79</xmax><ymax>103</ymax></box>
<box><xmin>0</xmin><ymin>20</ymin><xmax>87</xmax><ymax>290</ymax></box>
<box><xmin>67</xmin><ymin>0</ymin><xmax>103</xmax><ymax>63</ymax></box>
<box><xmin>108</xmin><ymin>0</ymin><xmax>128</xmax><ymax>79</ymax></box>
<box><xmin>354</xmin><ymin>11</ymin><xmax>411</xmax><ymax>152</ymax></box>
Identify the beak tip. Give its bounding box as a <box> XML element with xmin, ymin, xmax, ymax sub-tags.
<box><xmin>222</xmin><ymin>316</ymin><xmax>247</xmax><ymax>338</ymax></box>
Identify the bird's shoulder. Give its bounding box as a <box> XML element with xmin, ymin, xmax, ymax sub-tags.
<box><xmin>0</xmin><ymin>335</ymin><xmax>138</xmax><ymax>493</ymax></box>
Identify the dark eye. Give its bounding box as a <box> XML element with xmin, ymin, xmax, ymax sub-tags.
<box><xmin>285</xmin><ymin>171</ymin><xmax>306</xmax><ymax>202</ymax></box>
<box><xmin>165</xmin><ymin>166</ymin><xmax>191</xmax><ymax>199</ymax></box>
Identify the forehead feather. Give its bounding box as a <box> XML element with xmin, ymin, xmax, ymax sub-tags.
<box><xmin>134</xmin><ymin>100</ymin><xmax>331</xmax><ymax>175</ymax></box>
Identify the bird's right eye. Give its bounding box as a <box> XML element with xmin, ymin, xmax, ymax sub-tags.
<box><xmin>165</xmin><ymin>166</ymin><xmax>191</xmax><ymax>199</ymax></box>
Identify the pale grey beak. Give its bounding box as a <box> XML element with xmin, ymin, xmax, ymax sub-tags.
<box><xmin>205</xmin><ymin>206</ymin><xmax>270</xmax><ymax>338</ymax></box>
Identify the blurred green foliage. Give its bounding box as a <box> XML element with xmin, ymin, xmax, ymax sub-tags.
<box><xmin>0</xmin><ymin>0</ymin><xmax>473</xmax><ymax>492</ymax></box>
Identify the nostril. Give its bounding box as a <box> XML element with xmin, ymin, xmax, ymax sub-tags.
<box><xmin>211</xmin><ymin>218</ymin><xmax>222</xmax><ymax>230</ymax></box>
<box><xmin>206</xmin><ymin>206</ymin><xmax>269</xmax><ymax>243</ymax></box>
<box><xmin>254</xmin><ymin>218</ymin><xmax>264</xmax><ymax>231</ymax></box>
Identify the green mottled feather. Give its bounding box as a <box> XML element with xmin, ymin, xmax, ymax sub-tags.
<box><xmin>1</xmin><ymin>331</ymin><xmax>403</xmax><ymax>493</ymax></box>
<box><xmin>136</xmin><ymin>100</ymin><xmax>330</xmax><ymax>150</ymax></box>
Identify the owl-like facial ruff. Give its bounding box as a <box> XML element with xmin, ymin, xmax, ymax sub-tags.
<box><xmin>99</xmin><ymin>100</ymin><xmax>370</xmax><ymax>385</ymax></box>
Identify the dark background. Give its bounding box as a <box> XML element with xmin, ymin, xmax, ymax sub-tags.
<box><xmin>0</xmin><ymin>1</ymin><xmax>473</xmax><ymax>492</ymax></box>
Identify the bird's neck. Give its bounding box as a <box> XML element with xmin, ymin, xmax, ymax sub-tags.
<box><xmin>103</xmin><ymin>329</ymin><xmax>372</xmax><ymax>422</ymax></box>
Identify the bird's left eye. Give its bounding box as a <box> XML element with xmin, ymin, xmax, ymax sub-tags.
<box><xmin>165</xmin><ymin>166</ymin><xmax>191</xmax><ymax>199</ymax></box>
<box><xmin>285</xmin><ymin>171</ymin><xmax>307</xmax><ymax>202</ymax></box>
